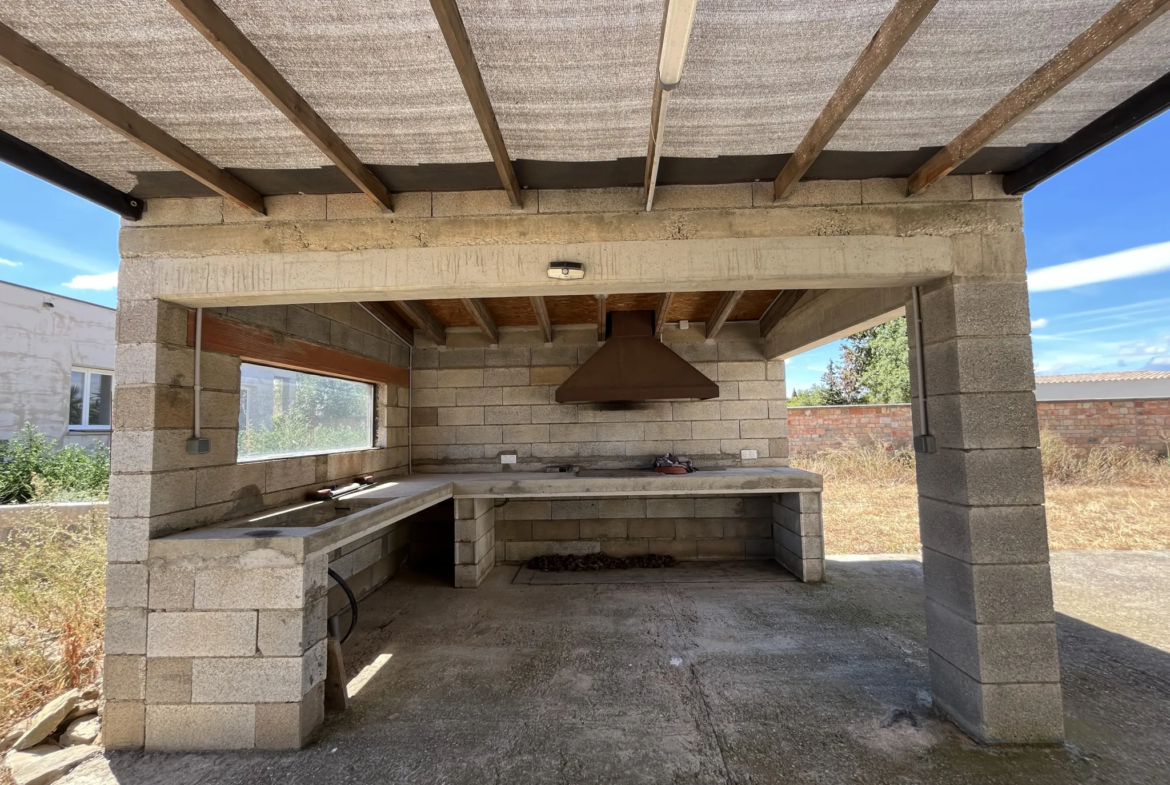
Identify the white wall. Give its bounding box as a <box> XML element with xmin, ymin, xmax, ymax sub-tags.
<box><xmin>1034</xmin><ymin>378</ymin><xmax>1170</xmax><ymax>401</ymax></box>
<box><xmin>0</xmin><ymin>281</ymin><xmax>115</xmax><ymax>446</ymax></box>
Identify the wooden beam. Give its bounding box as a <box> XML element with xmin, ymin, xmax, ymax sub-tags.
<box><xmin>358</xmin><ymin>302</ymin><xmax>414</xmax><ymax>347</ymax></box>
<box><xmin>0</xmin><ymin>22</ymin><xmax>265</xmax><ymax>214</ymax></box>
<box><xmin>705</xmin><ymin>290</ymin><xmax>743</xmax><ymax>340</ymax></box>
<box><xmin>596</xmin><ymin>294</ymin><xmax>607</xmax><ymax>341</ymax></box>
<box><xmin>643</xmin><ymin>0</ymin><xmax>672</xmax><ymax>211</ymax></box>
<box><xmin>0</xmin><ymin>129</ymin><xmax>143</xmax><ymax>219</ymax></box>
<box><xmin>530</xmin><ymin>296</ymin><xmax>553</xmax><ymax>343</ymax></box>
<box><xmin>462</xmin><ymin>298</ymin><xmax>499</xmax><ymax>344</ymax></box>
<box><xmin>166</xmin><ymin>0</ymin><xmax>394</xmax><ymax>211</ymax></box>
<box><xmin>908</xmin><ymin>0</ymin><xmax>1170</xmax><ymax>195</ymax></box>
<box><xmin>773</xmin><ymin>0</ymin><xmax>938</xmax><ymax>200</ymax></box>
<box><xmin>429</xmin><ymin>0</ymin><xmax>523</xmax><ymax>208</ymax></box>
<box><xmin>654</xmin><ymin>292</ymin><xmax>675</xmax><ymax>336</ymax></box>
<box><xmin>394</xmin><ymin>301</ymin><xmax>446</xmax><ymax>347</ymax></box>
<box><xmin>759</xmin><ymin>289</ymin><xmax>807</xmax><ymax>337</ymax></box>
<box><xmin>1004</xmin><ymin>70</ymin><xmax>1170</xmax><ymax>194</ymax></box>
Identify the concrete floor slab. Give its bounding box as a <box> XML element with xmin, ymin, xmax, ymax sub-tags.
<box><xmin>72</xmin><ymin>551</ymin><xmax>1170</xmax><ymax>784</ymax></box>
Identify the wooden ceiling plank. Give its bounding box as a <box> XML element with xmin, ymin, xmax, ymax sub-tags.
<box><xmin>429</xmin><ymin>0</ymin><xmax>523</xmax><ymax>208</ymax></box>
<box><xmin>0</xmin><ymin>21</ymin><xmax>265</xmax><ymax>214</ymax></box>
<box><xmin>462</xmin><ymin>298</ymin><xmax>500</xmax><ymax>344</ymax></box>
<box><xmin>774</xmin><ymin>0</ymin><xmax>939</xmax><ymax>200</ymax></box>
<box><xmin>530</xmin><ymin>297</ymin><xmax>553</xmax><ymax>343</ymax></box>
<box><xmin>597</xmin><ymin>294</ymin><xmax>607</xmax><ymax>341</ymax></box>
<box><xmin>909</xmin><ymin>0</ymin><xmax>1170</xmax><ymax>194</ymax></box>
<box><xmin>166</xmin><ymin>0</ymin><xmax>393</xmax><ymax>211</ymax></box>
<box><xmin>395</xmin><ymin>300</ymin><xmax>447</xmax><ymax>346</ymax></box>
<box><xmin>706</xmin><ymin>290</ymin><xmax>744</xmax><ymax>340</ymax></box>
<box><xmin>654</xmin><ymin>292</ymin><xmax>675</xmax><ymax>336</ymax></box>
<box><xmin>759</xmin><ymin>290</ymin><xmax>807</xmax><ymax>337</ymax></box>
<box><xmin>358</xmin><ymin>302</ymin><xmax>414</xmax><ymax>347</ymax></box>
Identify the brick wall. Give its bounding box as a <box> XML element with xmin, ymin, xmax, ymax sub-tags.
<box><xmin>410</xmin><ymin>321</ymin><xmax>788</xmax><ymax>472</ymax></box>
<box><xmin>789</xmin><ymin>400</ymin><xmax>1170</xmax><ymax>455</ymax></box>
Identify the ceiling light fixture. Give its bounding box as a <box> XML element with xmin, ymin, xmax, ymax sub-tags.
<box><xmin>548</xmin><ymin>261</ymin><xmax>585</xmax><ymax>280</ymax></box>
<box><xmin>658</xmin><ymin>0</ymin><xmax>698</xmax><ymax>90</ymax></box>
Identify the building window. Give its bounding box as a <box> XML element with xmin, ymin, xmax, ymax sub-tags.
<box><xmin>69</xmin><ymin>369</ymin><xmax>113</xmax><ymax>430</ymax></box>
<box><xmin>237</xmin><ymin>362</ymin><xmax>374</xmax><ymax>462</ymax></box>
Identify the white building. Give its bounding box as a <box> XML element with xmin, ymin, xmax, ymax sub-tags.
<box><xmin>0</xmin><ymin>280</ymin><xmax>115</xmax><ymax>447</ymax></box>
<box><xmin>1034</xmin><ymin>371</ymin><xmax>1170</xmax><ymax>401</ymax></box>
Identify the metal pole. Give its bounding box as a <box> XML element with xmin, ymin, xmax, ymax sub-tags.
<box><xmin>910</xmin><ymin>286</ymin><xmax>935</xmax><ymax>453</ymax></box>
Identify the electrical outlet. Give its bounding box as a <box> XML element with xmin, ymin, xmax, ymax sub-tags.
<box><xmin>500</xmin><ymin>453</ymin><xmax>518</xmax><ymax>464</ymax></box>
<box><xmin>740</xmin><ymin>449</ymin><xmax>758</xmax><ymax>460</ymax></box>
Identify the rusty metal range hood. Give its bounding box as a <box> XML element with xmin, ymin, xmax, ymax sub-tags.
<box><xmin>555</xmin><ymin>310</ymin><xmax>719</xmax><ymax>403</ymax></box>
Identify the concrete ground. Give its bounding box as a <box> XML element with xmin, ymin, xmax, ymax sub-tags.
<box><xmin>70</xmin><ymin>551</ymin><xmax>1170</xmax><ymax>784</ymax></box>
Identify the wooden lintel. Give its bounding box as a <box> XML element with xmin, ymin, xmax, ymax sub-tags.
<box><xmin>395</xmin><ymin>300</ymin><xmax>447</xmax><ymax>347</ymax></box>
<box><xmin>759</xmin><ymin>290</ymin><xmax>807</xmax><ymax>337</ymax></box>
<box><xmin>705</xmin><ymin>291</ymin><xmax>744</xmax><ymax>340</ymax></box>
<box><xmin>0</xmin><ymin>22</ymin><xmax>265</xmax><ymax>214</ymax></box>
<box><xmin>774</xmin><ymin>0</ymin><xmax>938</xmax><ymax>199</ymax></box>
<box><xmin>654</xmin><ymin>292</ymin><xmax>676</xmax><ymax>336</ymax></box>
<box><xmin>596</xmin><ymin>294</ymin><xmax>607</xmax><ymax>341</ymax></box>
<box><xmin>462</xmin><ymin>298</ymin><xmax>499</xmax><ymax>344</ymax></box>
<box><xmin>530</xmin><ymin>296</ymin><xmax>553</xmax><ymax>343</ymax></box>
<box><xmin>167</xmin><ymin>0</ymin><xmax>393</xmax><ymax>211</ymax></box>
<box><xmin>186</xmin><ymin>311</ymin><xmax>409</xmax><ymax>387</ymax></box>
<box><xmin>430</xmin><ymin>0</ymin><xmax>523</xmax><ymax>208</ymax></box>
<box><xmin>359</xmin><ymin>302</ymin><xmax>415</xmax><ymax>347</ymax></box>
<box><xmin>908</xmin><ymin>0</ymin><xmax>1170</xmax><ymax>195</ymax></box>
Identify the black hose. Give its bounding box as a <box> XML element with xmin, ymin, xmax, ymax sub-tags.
<box><xmin>327</xmin><ymin>568</ymin><xmax>358</xmax><ymax>644</ymax></box>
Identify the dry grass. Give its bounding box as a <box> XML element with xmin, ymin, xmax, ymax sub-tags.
<box><xmin>791</xmin><ymin>434</ymin><xmax>1170</xmax><ymax>556</ymax></box>
<box><xmin>0</xmin><ymin>506</ymin><xmax>105</xmax><ymax>738</ymax></box>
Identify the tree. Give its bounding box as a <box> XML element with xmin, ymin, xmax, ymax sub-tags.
<box><xmin>787</xmin><ymin>317</ymin><xmax>910</xmax><ymax>405</ymax></box>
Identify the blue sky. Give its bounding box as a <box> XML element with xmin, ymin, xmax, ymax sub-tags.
<box><xmin>1</xmin><ymin>111</ymin><xmax>1169</xmax><ymax>380</ymax></box>
<box><xmin>785</xmin><ymin>110</ymin><xmax>1170</xmax><ymax>394</ymax></box>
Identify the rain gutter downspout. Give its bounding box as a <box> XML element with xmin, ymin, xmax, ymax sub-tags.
<box><xmin>910</xmin><ymin>286</ymin><xmax>936</xmax><ymax>454</ymax></box>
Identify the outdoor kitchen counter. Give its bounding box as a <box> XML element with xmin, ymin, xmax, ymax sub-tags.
<box><xmin>153</xmin><ymin>467</ymin><xmax>823</xmax><ymax>562</ymax></box>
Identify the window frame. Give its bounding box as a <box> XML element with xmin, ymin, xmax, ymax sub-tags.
<box><xmin>236</xmin><ymin>361</ymin><xmax>377</xmax><ymax>463</ymax></box>
<box><xmin>69</xmin><ymin>366</ymin><xmax>114</xmax><ymax>431</ymax></box>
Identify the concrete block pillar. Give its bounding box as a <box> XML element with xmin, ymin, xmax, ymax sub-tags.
<box><xmin>772</xmin><ymin>492</ymin><xmax>824</xmax><ymax>582</ymax></box>
<box><xmin>910</xmin><ymin>233</ymin><xmax>1063</xmax><ymax>743</ymax></box>
<box><xmin>454</xmin><ymin>497</ymin><xmax>496</xmax><ymax>587</ymax></box>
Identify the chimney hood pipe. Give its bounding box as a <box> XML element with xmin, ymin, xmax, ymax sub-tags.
<box><xmin>555</xmin><ymin>310</ymin><xmax>718</xmax><ymax>403</ymax></box>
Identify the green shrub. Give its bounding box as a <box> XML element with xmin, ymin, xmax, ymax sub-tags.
<box><xmin>0</xmin><ymin>424</ymin><xmax>110</xmax><ymax>504</ymax></box>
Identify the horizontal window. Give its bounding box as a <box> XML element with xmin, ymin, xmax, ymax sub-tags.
<box><xmin>238</xmin><ymin>363</ymin><xmax>374</xmax><ymax>462</ymax></box>
<box><xmin>69</xmin><ymin>368</ymin><xmax>113</xmax><ymax>430</ymax></box>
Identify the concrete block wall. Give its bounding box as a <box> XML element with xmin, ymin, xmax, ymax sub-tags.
<box><xmin>105</xmin><ymin>298</ymin><xmax>410</xmax><ymax>749</ymax></box>
<box><xmin>325</xmin><ymin>521</ymin><xmax>411</xmax><ymax>617</ymax></box>
<box><xmin>494</xmin><ymin>495</ymin><xmax>775</xmax><ymax>562</ymax></box>
<box><xmin>410</xmin><ymin>321</ymin><xmax>787</xmax><ymax>472</ymax></box>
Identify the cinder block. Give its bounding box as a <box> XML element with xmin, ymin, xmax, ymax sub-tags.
<box><xmin>925</xmin><ymin>599</ymin><xmax>1060</xmax><ymax>684</ymax></box>
<box><xmin>692</xmin><ymin>420</ymin><xmax>740</xmax><ymax>440</ymax></box>
<box><xmin>643</xmin><ymin>421</ymin><xmax>692</xmax><ymax>440</ymax></box>
<box><xmin>106</xmin><ymin>608</ymin><xmax>148</xmax><ymax>655</ymax></box>
<box><xmin>716</xmin><ymin>338</ymin><xmax>764</xmax><ymax>362</ymax></box>
<box><xmin>928</xmin><ymin>652</ymin><xmax>1064</xmax><ymax>744</ymax></box>
<box><xmin>861</xmin><ymin>176</ymin><xmax>972</xmax><ymax>203</ymax></box>
<box><xmin>438</xmin><ymin>347</ymin><xmax>486</xmax><ymax>368</ymax></box>
<box><xmin>456</xmin><ymin>529</ymin><xmax>495</xmax><ymax>564</ymax></box>
<box><xmin>600</xmin><ymin>539</ymin><xmax>650</xmax><ymax>557</ymax></box>
<box><xmin>194</xmin><ymin>567</ymin><xmax>307</xmax><ymax>610</ymax></box>
<box><xmin>147</xmin><ymin>566</ymin><xmax>194</xmax><ymax>611</ymax></box>
<box><xmin>652</xmin><ymin>183</ymin><xmax>752</xmax><ymax>210</ymax></box>
<box><xmin>917</xmin><ymin>498</ymin><xmax>1050</xmax><ymax>565</ymax></box>
<box><xmin>191</xmin><ymin>656</ymin><xmax>307</xmax><ymax>704</ymax></box>
<box><xmin>599</xmin><ymin>498</ymin><xmax>646</xmax><ymax>518</ymax></box>
<box><xmin>484</xmin><ymin>367</ymin><xmax>529</xmax><ymax>386</ymax></box>
<box><xmin>745</xmin><ymin>538</ymin><xmax>773</xmax><ymax>558</ymax></box>
<box><xmin>537</xmin><ymin>187</ymin><xmax>642</xmax><ymax>213</ymax></box>
<box><xmin>484</xmin><ymin>405</ymin><xmax>533</xmax><ymax>425</ymax></box>
<box><xmin>106</xmin><ymin>563</ymin><xmax>148</xmax><ymax>609</ymax></box>
<box><xmin>676</xmin><ymin>519</ymin><xmax>723</xmax><ymax>539</ymax></box>
<box><xmin>914</xmin><ymin>447</ymin><xmax>1044</xmax><ymax>507</ymax></box>
<box><xmin>107</xmin><ymin>518</ymin><xmax>150</xmax><ymax>563</ymax></box>
<box><xmin>505</xmin><ymin>540</ymin><xmax>599</xmax><ymax>562</ymax></box>
<box><xmin>694</xmin><ymin>498</ymin><xmax>747</xmax><ymax>518</ymax></box>
<box><xmin>927</xmin><ymin>392</ymin><xmax>1040</xmax><ymax>450</ymax></box>
<box><xmin>103</xmin><ymin>701</ymin><xmax>145</xmax><ymax>749</ymax></box>
<box><xmin>258</xmin><ymin>604</ymin><xmax>322</xmax><ymax>657</ymax></box>
<box><xmin>145</xmin><ymin>704</ymin><xmax>255</xmax><ymax>750</ymax></box>
<box><xmin>724</xmin><ymin>519</ymin><xmax>771</xmax><ymax>539</ymax></box>
<box><xmin>920</xmin><ymin>281</ymin><xmax>1031</xmax><ymax>342</ymax></box>
<box><xmin>147</xmin><ymin>611</ymin><xmax>257</xmax><ymax>657</ymax></box>
<box><xmin>436</xmin><ymin>368</ymin><xmax>484</xmax><ymax>388</ymax></box>
<box><xmin>104</xmin><ymin>655</ymin><xmax>146</xmax><ymax>700</ymax></box>
<box><xmin>438</xmin><ymin>406</ymin><xmax>485</xmax><ymax>426</ymax></box>
<box><xmin>739</xmin><ymin>419</ymin><xmax>788</xmax><ymax>438</ymax></box>
<box><xmin>755</xmin><ymin>179</ymin><xmax>862</xmax><ymax>207</ymax></box>
<box><xmin>672</xmin><ymin>400</ymin><xmax>721</xmax><ymax>421</ymax></box>
<box><xmin>717</xmin><ymin>362</ymin><xmax>765</xmax><ymax>381</ymax></box>
<box><xmin>773</xmin><ymin>542</ymin><xmax>824</xmax><ymax>583</ymax></box>
<box><xmin>922</xmin><ymin>549</ymin><xmax>1055</xmax><ymax>624</ymax></box>
<box><xmin>581</xmin><ymin>519</ymin><xmax>629</xmax><ymax>539</ymax></box>
<box><xmin>696</xmin><ymin>538</ymin><xmax>746</xmax><ymax>559</ymax></box>
<box><xmin>646</xmin><ymin>498</ymin><xmax>695</xmax><ymax>518</ymax></box>
<box><xmin>923</xmin><ymin>336</ymin><xmax>1035</xmax><ymax>396</ymax></box>
<box><xmin>433</xmin><ymin>190</ymin><xmax>535</xmax><ymax>216</ymax></box>
<box><xmin>115</xmin><ymin>298</ymin><xmax>190</xmax><ymax>345</ymax></box>
<box><xmin>737</xmin><ymin>381</ymin><xmax>787</xmax><ymax>400</ymax></box>
<box><xmin>146</xmin><ymin>657</ymin><xmax>192</xmax><ymax>704</ymax></box>
<box><xmin>255</xmin><ymin>681</ymin><xmax>324</xmax><ymax>749</ymax></box>
<box><xmin>456</xmin><ymin>425</ymin><xmax>503</xmax><ymax>445</ymax></box>
<box><xmin>454</xmin><ymin>546</ymin><xmax>496</xmax><ymax>587</ymax></box>
<box><xmin>531</xmin><ymin>520</ymin><xmax>580</xmax><ymax>541</ymax></box>
<box><xmin>138</xmin><ymin>197</ymin><xmax>223</xmax><ymax>226</ymax></box>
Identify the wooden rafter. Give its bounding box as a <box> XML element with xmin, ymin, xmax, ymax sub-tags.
<box><xmin>774</xmin><ymin>0</ymin><xmax>938</xmax><ymax>200</ymax></box>
<box><xmin>530</xmin><ymin>297</ymin><xmax>553</xmax><ymax>343</ymax></box>
<box><xmin>909</xmin><ymin>0</ymin><xmax>1170</xmax><ymax>195</ymax></box>
<box><xmin>705</xmin><ymin>291</ymin><xmax>743</xmax><ymax>340</ymax></box>
<box><xmin>759</xmin><ymin>290</ymin><xmax>807</xmax><ymax>337</ymax></box>
<box><xmin>429</xmin><ymin>0</ymin><xmax>523</xmax><ymax>208</ymax></box>
<box><xmin>0</xmin><ymin>21</ymin><xmax>265</xmax><ymax>214</ymax></box>
<box><xmin>462</xmin><ymin>298</ymin><xmax>500</xmax><ymax>344</ymax></box>
<box><xmin>654</xmin><ymin>292</ymin><xmax>675</xmax><ymax>336</ymax></box>
<box><xmin>643</xmin><ymin>0</ymin><xmax>672</xmax><ymax>211</ymax></box>
<box><xmin>395</xmin><ymin>301</ymin><xmax>446</xmax><ymax>347</ymax></box>
<box><xmin>359</xmin><ymin>302</ymin><xmax>415</xmax><ymax>347</ymax></box>
<box><xmin>166</xmin><ymin>0</ymin><xmax>393</xmax><ymax>211</ymax></box>
<box><xmin>596</xmin><ymin>294</ymin><xmax>607</xmax><ymax>341</ymax></box>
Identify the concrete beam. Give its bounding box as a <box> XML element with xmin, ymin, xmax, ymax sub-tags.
<box><xmin>762</xmin><ymin>286</ymin><xmax>908</xmax><ymax>360</ymax></box>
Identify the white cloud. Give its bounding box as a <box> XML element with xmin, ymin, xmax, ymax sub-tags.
<box><xmin>1030</xmin><ymin>318</ymin><xmax>1048</xmax><ymax>329</ymax></box>
<box><xmin>1028</xmin><ymin>240</ymin><xmax>1170</xmax><ymax>292</ymax></box>
<box><xmin>63</xmin><ymin>271</ymin><xmax>118</xmax><ymax>291</ymax></box>
<box><xmin>0</xmin><ymin>257</ymin><xmax>20</xmax><ymax>267</ymax></box>
<box><xmin>0</xmin><ymin>219</ymin><xmax>109</xmax><ymax>273</ymax></box>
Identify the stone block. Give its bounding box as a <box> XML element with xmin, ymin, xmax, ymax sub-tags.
<box><xmin>599</xmin><ymin>498</ymin><xmax>646</xmax><ymax>518</ymax></box>
<box><xmin>258</xmin><ymin>601</ymin><xmax>325</xmax><ymax>657</ymax></box>
<box><xmin>737</xmin><ymin>381</ymin><xmax>787</xmax><ymax>400</ymax></box>
<box><xmin>531</xmin><ymin>520</ymin><xmax>580</xmax><ymax>541</ymax></box>
<box><xmin>971</xmin><ymin>175</ymin><xmax>1015</xmax><ymax>200</ymax></box>
<box><xmin>438</xmin><ymin>347</ymin><xmax>485</xmax><ymax>368</ymax></box>
<box><xmin>115</xmin><ymin>298</ymin><xmax>190</xmax><ymax>346</ymax></box>
<box><xmin>717</xmin><ymin>361</ymin><xmax>765</xmax><ymax>381</ymax></box>
<box><xmin>436</xmin><ymin>368</ymin><xmax>483</xmax><ymax>387</ymax></box>
<box><xmin>455</xmin><ymin>513</ymin><xmax>495</xmax><ymax>544</ymax></box>
<box><xmin>194</xmin><ymin>566</ymin><xmax>308</xmax><ymax>610</ymax></box>
<box><xmin>914</xmin><ymin>447</ymin><xmax>1045</xmax><ymax>507</ymax></box>
<box><xmin>145</xmin><ymin>704</ymin><xmax>255</xmax><ymax>750</ymax></box>
<box><xmin>530</xmin><ymin>404</ymin><xmax>579</xmax><ymax>423</ymax></box>
<box><xmin>581</xmin><ymin>519</ymin><xmax>629</xmax><ymax>539</ymax></box>
<box><xmin>774</xmin><ymin>542</ymin><xmax>824</xmax><ymax>583</ymax></box>
<box><xmin>146</xmin><ymin>657</ymin><xmax>192</xmax><ymax>704</ymax></box>
<box><xmin>502</xmin><ymin>386</ymin><xmax>551</xmax><ymax>406</ymax></box>
<box><xmin>104</xmin><ymin>655</ymin><xmax>146</xmax><ymax>701</ymax></box>
<box><xmin>497</xmin><ymin>520</ymin><xmax>532</xmax><ymax>541</ymax></box>
<box><xmin>438</xmin><ymin>406</ymin><xmax>485</xmax><ymax>426</ymax></box>
<box><xmin>456</xmin><ymin>387</ymin><xmax>503</xmax><ymax>407</ymax></box>
<box><xmin>628</xmin><ymin>519</ymin><xmax>676</xmax><ymax>539</ymax></box>
<box><xmin>414</xmin><ymin>388</ymin><xmax>458</xmax><ymax>408</ymax></box>
<box><xmin>928</xmin><ymin>652</ymin><xmax>1064</xmax><ymax>743</ymax></box>
<box><xmin>455</xmin><ymin>529</ymin><xmax>495</xmax><ymax>564</ymax></box>
<box><xmin>643</xmin><ymin>421</ymin><xmax>692</xmax><ymax>440</ymax></box>
<box><xmin>676</xmin><ymin>519</ymin><xmax>723</xmax><ymax>539</ymax></box>
<box><xmin>672</xmin><ymin>400</ymin><xmax>721</xmax><ymax>421</ymax></box>
<box><xmin>195</xmin><ymin>462</ymin><xmax>267</xmax><ymax>507</ymax></box>
<box><xmin>694</xmin><ymin>497</ymin><xmax>748</xmax><ymax>518</ymax></box>
<box><xmin>454</xmin><ymin>546</ymin><xmax>496</xmax><ymax>587</ymax></box>
<box><xmin>106</xmin><ymin>563</ymin><xmax>148</xmax><ymax>609</ymax></box>
<box><xmin>920</xmin><ymin>281</ymin><xmax>1032</xmax><ymax>341</ymax></box>
<box><xmin>927</xmin><ymin>392</ymin><xmax>1040</xmax><ymax>450</ymax></box>
<box><xmin>484</xmin><ymin>367</ymin><xmax>529</xmax><ymax>386</ymax></box>
<box><xmin>456</xmin><ymin>425</ymin><xmax>503</xmax><ymax>445</ymax></box>
<box><xmin>106</xmin><ymin>608</ymin><xmax>148</xmax><ymax>655</ymax></box>
<box><xmin>724</xmin><ymin>519</ymin><xmax>771</xmax><ymax>538</ymax></box>
<box><xmin>692</xmin><ymin>420</ymin><xmax>740</xmax><ymax>440</ymax></box>
<box><xmin>108</xmin><ymin>470</ymin><xmax>196</xmax><ymax>519</ymax></box>
<box><xmin>925</xmin><ymin>599</ymin><xmax>1060</xmax><ymax>684</ymax></box>
<box><xmin>190</xmin><ymin>656</ymin><xmax>307</xmax><ymax>704</ymax></box>
<box><xmin>107</xmin><ymin>518</ymin><xmax>150</xmax><ymax>563</ymax></box>
<box><xmin>917</xmin><ymin>498</ymin><xmax>1050</xmax><ymax>564</ymax></box>
<box><xmin>774</xmin><ymin>526</ymin><xmax>824</xmax><ymax>560</ymax></box>
<box><xmin>745</xmin><ymin>538</ymin><xmax>773</xmax><ymax>558</ymax></box>
<box><xmin>739</xmin><ymin>419</ymin><xmax>788</xmax><ymax>439</ymax></box>
<box><xmin>484</xmin><ymin>405</ymin><xmax>533</xmax><ymax>425</ymax></box>
<box><xmin>646</xmin><ymin>498</ymin><xmax>695</xmax><ymax>518</ymax></box>
<box><xmin>102</xmin><ymin>701</ymin><xmax>145</xmax><ymax>749</ymax></box>
<box><xmin>501</xmin><ymin>424</ymin><xmax>552</xmax><ymax>444</ymax></box>
<box><xmin>950</xmin><ymin>231</ymin><xmax>1027</xmax><ymax>282</ymax></box>
<box><xmin>255</xmin><ymin>681</ymin><xmax>324</xmax><ymax>749</ymax></box>
<box><xmin>922</xmin><ymin>549</ymin><xmax>1055</xmax><ymax>624</ymax></box>
<box><xmin>484</xmin><ymin>346</ymin><xmax>532</xmax><ymax>366</ymax></box>
<box><xmin>716</xmin><ymin>338</ymin><xmax>764</xmax><ymax>361</ymax></box>
<box><xmin>147</xmin><ymin>611</ymin><xmax>257</xmax><ymax>657</ymax></box>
